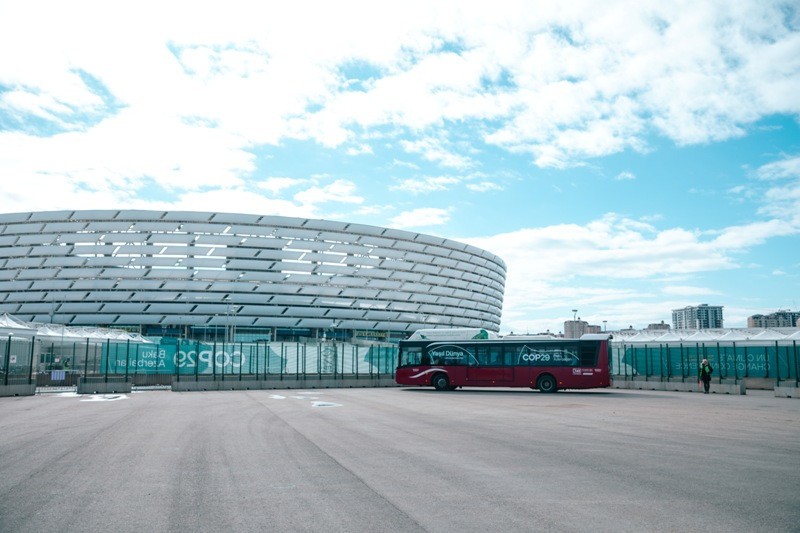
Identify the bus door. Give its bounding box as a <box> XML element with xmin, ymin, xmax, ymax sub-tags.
<box><xmin>466</xmin><ymin>345</ymin><xmax>513</xmax><ymax>383</ymax></box>
<box><xmin>573</xmin><ymin>341</ymin><xmax>603</xmax><ymax>385</ymax></box>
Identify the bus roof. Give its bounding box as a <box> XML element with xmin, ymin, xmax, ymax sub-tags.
<box><xmin>406</xmin><ymin>328</ymin><xmax>498</xmax><ymax>341</ymax></box>
<box><xmin>579</xmin><ymin>333</ymin><xmax>613</xmax><ymax>341</ymax></box>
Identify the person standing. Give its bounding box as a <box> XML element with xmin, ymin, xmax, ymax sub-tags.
<box><xmin>698</xmin><ymin>358</ymin><xmax>713</xmax><ymax>394</ymax></box>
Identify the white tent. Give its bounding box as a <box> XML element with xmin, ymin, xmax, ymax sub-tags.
<box><xmin>0</xmin><ymin>313</ymin><xmax>37</xmax><ymax>337</ymax></box>
<box><xmin>750</xmin><ymin>329</ymin><xmax>788</xmax><ymax>341</ymax></box>
<box><xmin>0</xmin><ymin>313</ymin><xmax>151</xmax><ymax>344</ymax></box>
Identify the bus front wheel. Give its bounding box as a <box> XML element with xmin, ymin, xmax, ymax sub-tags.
<box><xmin>432</xmin><ymin>374</ymin><xmax>450</xmax><ymax>391</ymax></box>
<box><xmin>537</xmin><ymin>374</ymin><xmax>557</xmax><ymax>393</ymax></box>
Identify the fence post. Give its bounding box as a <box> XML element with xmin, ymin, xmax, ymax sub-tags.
<box><xmin>28</xmin><ymin>336</ymin><xmax>36</xmax><ymax>385</ymax></box>
<box><xmin>623</xmin><ymin>342</ymin><xmax>628</xmax><ymax>378</ymax></box>
<box><xmin>104</xmin><ymin>339</ymin><xmax>110</xmax><ymax>383</ymax></box>
<box><xmin>134</xmin><ymin>344</ymin><xmax>140</xmax><ymax>381</ymax></box>
<box><xmin>716</xmin><ymin>342</ymin><xmax>722</xmax><ymax>383</ymax></box>
<box><xmin>83</xmin><ymin>338</ymin><xmax>89</xmax><ymax>378</ymax></box>
<box><xmin>212</xmin><ymin>340</ymin><xmax>217</xmax><ymax>381</ymax></box>
<box><xmin>175</xmin><ymin>340</ymin><xmax>181</xmax><ymax>384</ymax></box>
<box><xmin>695</xmin><ymin>343</ymin><xmax>700</xmax><ymax>382</ymax></box>
<box><xmin>3</xmin><ymin>335</ymin><xmax>11</xmax><ymax>386</ymax></box>
<box><xmin>744</xmin><ymin>344</ymin><xmax>749</xmax><ymax>378</ymax></box>
<box><xmin>125</xmin><ymin>340</ymin><xmax>131</xmax><ymax>384</ymax></box>
<box><xmin>784</xmin><ymin>343</ymin><xmax>790</xmax><ymax>385</ymax></box>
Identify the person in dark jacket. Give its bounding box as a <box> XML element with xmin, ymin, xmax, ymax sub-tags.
<box><xmin>698</xmin><ymin>358</ymin><xmax>713</xmax><ymax>394</ymax></box>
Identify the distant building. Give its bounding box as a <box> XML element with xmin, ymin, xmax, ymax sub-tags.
<box><xmin>672</xmin><ymin>304</ymin><xmax>724</xmax><ymax>330</ymax></box>
<box><xmin>563</xmin><ymin>320</ymin><xmax>588</xmax><ymax>339</ymax></box>
<box><xmin>647</xmin><ymin>321</ymin><xmax>670</xmax><ymax>330</ymax></box>
<box><xmin>747</xmin><ymin>310</ymin><xmax>800</xmax><ymax>328</ymax></box>
<box><xmin>563</xmin><ymin>320</ymin><xmax>602</xmax><ymax>338</ymax></box>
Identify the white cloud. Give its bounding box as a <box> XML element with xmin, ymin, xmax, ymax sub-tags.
<box><xmin>392</xmin><ymin>159</ymin><xmax>421</xmax><ymax>170</ymax></box>
<box><xmin>153</xmin><ymin>188</ymin><xmax>315</xmax><ymax>218</ymax></box>
<box><xmin>466</xmin><ymin>181</ymin><xmax>504</xmax><ymax>192</ymax></box>
<box><xmin>615</xmin><ymin>171</ymin><xmax>636</xmax><ymax>181</ymax></box>
<box><xmin>400</xmin><ymin>137</ymin><xmax>473</xmax><ymax>169</ymax></box>
<box><xmin>390</xmin><ymin>207</ymin><xmax>451</xmax><ymax>229</ymax></box>
<box><xmin>661</xmin><ymin>285</ymin><xmax>720</xmax><ymax>296</ymax></box>
<box><xmin>463</xmin><ymin>208</ymin><xmax>799</xmax><ymax>332</ymax></box>
<box><xmin>754</xmin><ymin>155</ymin><xmax>800</xmax><ymax>224</ymax></box>
<box><xmin>293</xmin><ymin>179</ymin><xmax>363</xmax><ymax>206</ymax></box>
<box><xmin>345</xmin><ymin>143</ymin><xmax>374</xmax><ymax>156</ymax></box>
<box><xmin>390</xmin><ymin>176</ymin><xmax>461</xmax><ymax>194</ymax></box>
<box><xmin>1</xmin><ymin>1</ymin><xmax>797</xmax><ymax>183</ymax></box>
<box><xmin>257</xmin><ymin>177</ymin><xmax>307</xmax><ymax>196</ymax></box>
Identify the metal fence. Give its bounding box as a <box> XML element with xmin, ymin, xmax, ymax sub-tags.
<box><xmin>611</xmin><ymin>340</ymin><xmax>800</xmax><ymax>385</ymax></box>
<box><xmin>5</xmin><ymin>335</ymin><xmax>800</xmax><ymax>390</ymax></box>
<box><xmin>0</xmin><ymin>336</ymin><xmax>398</xmax><ymax>389</ymax></box>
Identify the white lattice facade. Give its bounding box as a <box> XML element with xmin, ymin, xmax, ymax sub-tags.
<box><xmin>0</xmin><ymin>211</ymin><xmax>505</xmax><ymax>336</ymax></box>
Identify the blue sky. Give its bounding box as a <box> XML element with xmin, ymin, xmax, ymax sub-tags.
<box><xmin>1</xmin><ymin>1</ymin><xmax>799</xmax><ymax>333</ymax></box>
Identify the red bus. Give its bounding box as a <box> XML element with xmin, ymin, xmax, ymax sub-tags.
<box><xmin>396</xmin><ymin>333</ymin><xmax>611</xmax><ymax>392</ymax></box>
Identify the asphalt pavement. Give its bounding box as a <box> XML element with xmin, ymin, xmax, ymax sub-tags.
<box><xmin>0</xmin><ymin>387</ymin><xmax>798</xmax><ymax>532</ymax></box>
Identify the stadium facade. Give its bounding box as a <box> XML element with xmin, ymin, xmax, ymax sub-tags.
<box><xmin>0</xmin><ymin>210</ymin><xmax>505</xmax><ymax>342</ymax></box>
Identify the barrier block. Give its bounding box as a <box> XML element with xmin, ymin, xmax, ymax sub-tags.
<box><xmin>0</xmin><ymin>383</ymin><xmax>36</xmax><ymax>397</ymax></box>
<box><xmin>171</xmin><ymin>376</ymin><xmax>398</xmax><ymax>392</ymax></box>
<box><xmin>774</xmin><ymin>384</ymin><xmax>799</xmax><ymax>399</ymax></box>
<box><xmin>77</xmin><ymin>378</ymin><xmax>132</xmax><ymax>394</ymax></box>
<box><xmin>612</xmin><ymin>378</ymin><xmax>746</xmax><ymax>395</ymax></box>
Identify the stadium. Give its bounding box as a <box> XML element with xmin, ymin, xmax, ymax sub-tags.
<box><xmin>0</xmin><ymin>210</ymin><xmax>506</xmax><ymax>343</ymax></box>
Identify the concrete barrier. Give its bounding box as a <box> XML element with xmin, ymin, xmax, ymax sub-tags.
<box><xmin>0</xmin><ymin>383</ymin><xmax>36</xmax><ymax>397</ymax></box>
<box><xmin>612</xmin><ymin>377</ymin><xmax>746</xmax><ymax>395</ymax></box>
<box><xmin>172</xmin><ymin>376</ymin><xmax>398</xmax><ymax>392</ymax></box>
<box><xmin>77</xmin><ymin>378</ymin><xmax>132</xmax><ymax>394</ymax></box>
<box><xmin>774</xmin><ymin>384</ymin><xmax>799</xmax><ymax>399</ymax></box>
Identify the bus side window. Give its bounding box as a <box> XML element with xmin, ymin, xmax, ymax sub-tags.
<box><xmin>489</xmin><ymin>346</ymin><xmax>502</xmax><ymax>366</ymax></box>
<box><xmin>476</xmin><ymin>346</ymin><xmax>490</xmax><ymax>366</ymax></box>
<box><xmin>402</xmin><ymin>347</ymin><xmax>422</xmax><ymax>366</ymax></box>
<box><xmin>579</xmin><ymin>343</ymin><xmax>598</xmax><ymax>366</ymax></box>
<box><xmin>503</xmin><ymin>346</ymin><xmax>515</xmax><ymax>366</ymax></box>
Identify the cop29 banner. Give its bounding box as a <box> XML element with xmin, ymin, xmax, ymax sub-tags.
<box><xmin>100</xmin><ymin>342</ymin><xmax>280</xmax><ymax>375</ymax></box>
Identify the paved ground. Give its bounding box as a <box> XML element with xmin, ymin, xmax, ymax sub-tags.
<box><xmin>0</xmin><ymin>387</ymin><xmax>798</xmax><ymax>532</ymax></box>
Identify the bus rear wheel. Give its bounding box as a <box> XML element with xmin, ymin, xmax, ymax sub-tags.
<box><xmin>432</xmin><ymin>373</ymin><xmax>450</xmax><ymax>391</ymax></box>
<box><xmin>537</xmin><ymin>374</ymin><xmax>557</xmax><ymax>393</ymax></box>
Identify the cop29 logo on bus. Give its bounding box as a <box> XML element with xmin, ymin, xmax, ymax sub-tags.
<box><xmin>518</xmin><ymin>346</ymin><xmax>552</xmax><ymax>364</ymax></box>
<box><xmin>517</xmin><ymin>345</ymin><xmax>579</xmax><ymax>366</ymax></box>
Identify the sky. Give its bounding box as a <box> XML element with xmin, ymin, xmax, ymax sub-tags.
<box><xmin>1</xmin><ymin>1</ymin><xmax>799</xmax><ymax>334</ymax></box>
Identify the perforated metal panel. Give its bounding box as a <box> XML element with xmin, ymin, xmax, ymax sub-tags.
<box><xmin>0</xmin><ymin>210</ymin><xmax>505</xmax><ymax>333</ymax></box>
